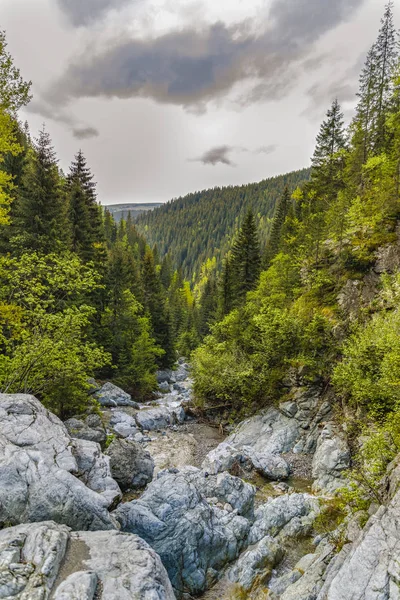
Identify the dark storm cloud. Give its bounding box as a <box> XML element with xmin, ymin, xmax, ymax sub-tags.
<box><xmin>193</xmin><ymin>145</ymin><xmax>236</xmax><ymax>166</ymax></box>
<box><xmin>56</xmin><ymin>0</ymin><xmax>132</xmax><ymax>27</ymax></box>
<box><xmin>72</xmin><ymin>126</ymin><xmax>100</xmax><ymax>139</ymax></box>
<box><xmin>45</xmin><ymin>0</ymin><xmax>366</xmax><ymax>109</ymax></box>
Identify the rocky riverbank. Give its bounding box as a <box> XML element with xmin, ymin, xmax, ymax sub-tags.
<box><xmin>0</xmin><ymin>362</ymin><xmax>398</xmax><ymax>599</ymax></box>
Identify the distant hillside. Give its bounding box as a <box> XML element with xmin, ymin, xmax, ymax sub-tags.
<box><xmin>106</xmin><ymin>203</ymin><xmax>163</xmax><ymax>222</ymax></box>
<box><xmin>136</xmin><ymin>168</ymin><xmax>310</xmax><ymax>278</ymax></box>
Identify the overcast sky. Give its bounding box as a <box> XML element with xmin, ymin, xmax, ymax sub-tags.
<box><xmin>0</xmin><ymin>0</ymin><xmax>392</xmax><ymax>205</ymax></box>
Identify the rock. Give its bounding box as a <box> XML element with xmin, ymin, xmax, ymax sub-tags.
<box><xmin>0</xmin><ymin>393</ymin><xmax>117</xmax><ymax>531</ymax></box>
<box><xmin>0</xmin><ymin>521</ymin><xmax>176</xmax><ymax>600</ymax></box>
<box><xmin>87</xmin><ymin>377</ymin><xmax>101</xmax><ymax>394</ymax></box>
<box><xmin>201</xmin><ymin>442</ymin><xmax>249</xmax><ymax>475</ymax></box>
<box><xmin>227</xmin><ymin>535</ymin><xmax>283</xmax><ymax>592</ymax></box>
<box><xmin>280</xmin><ymin>401</ymin><xmax>298</xmax><ymax>418</ymax></box>
<box><xmin>317</xmin><ymin>488</ymin><xmax>400</xmax><ymax>600</ymax></box>
<box><xmin>95</xmin><ymin>382</ymin><xmax>140</xmax><ymax>408</ymax></box>
<box><xmin>246</xmin><ymin>448</ymin><xmax>290</xmax><ymax>480</ymax></box>
<box><xmin>249</xmin><ymin>493</ymin><xmax>320</xmax><ymax>545</ymax></box>
<box><xmin>113</xmin><ymin>466</ymin><xmax>254</xmax><ymax>597</ymax></box>
<box><xmin>109</xmin><ymin>410</ymin><xmax>140</xmax><ymax>438</ymax></box>
<box><xmin>159</xmin><ymin>381</ymin><xmax>171</xmax><ymax>393</ymax></box>
<box><xmin>312</xmin><ymin>424</ymin><xmax>350</xmax><ymax>493</ymax></box>
<box><xmin>105</xmin><ymin>437</ymin><xmax>154</xmax><ymax>491</ymax></box>
<box><xmin>73</xmin><ymin>438</ymin><xmax>122</xmax><ymax>507</ymax></box>
<box><xmin>64</xmin><ymin>414</ymin><xmax>107</xmax><ymax>445</ymax></box>
<box><xmin>156</xmin><ymin>370</ymin><xmax>174</xmax><ymax>384</ymax></box>
<box><xmin>375</xmin><ymin>237</ymin><xmax>400</xmax><ymax>274</ymax></box>
<box><xmin>135</xmin><ymin>405</ymin><xmax>185</xmax><ymax>431</ymax></box>
<box><xmin>174</xmin><ymin>364</ymin><xmax>189</xmax><ymax>382</ymax></box>
<box><xmin>278</xmin><ymin>542</ymin><xmax>335</xmax><ymax>600</ymax></box>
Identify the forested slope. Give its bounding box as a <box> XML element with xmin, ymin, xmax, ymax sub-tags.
<box><xmin>136</xmin><ymin>169</ymin><xmax>310</xmax><ymax>278</ymax></box>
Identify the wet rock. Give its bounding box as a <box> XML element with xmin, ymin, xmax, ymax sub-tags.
<box><xmin>135</xmin><ymin>405</ymin><xmax>185</xmax><ymax>431</ymax></box>
<box><xmin>95</xmin><ymin>382</ymin><xmax>140</xmax><ymax>408</ymax></box>
<box><xmin>64</xmin><ymin>414</ymin><xmax>107</xmax><ymax>445</ymax></box>
<box><xmin>105</xmin><ymin>437</ymin><xmax>154</xmax><ymax>491</ymax></box>
<box><xmin>113</xmin><ymin>466</ymin><xmax>254</xmax><ymax>597</ymax></box>
<box><xmin>159</xmin><ymin>381</ymin><xmax>171</xmax><ymax>393</ymax></box>
<box><xmin>0</xmin><ymin>393</ymin><xmax>117</xmax><ymax>531</ymax></box>
<box><xmin>0</xmin><ymin>521</ymin><xmax>176</xmax><ymax>600</ymax></box>
<box><xmin>73</xmin><ymin>438</ymin><xmax>122</xmax><ymax>507</ymax></box>
<box><xmin>312</xmin><ymin>424</ymin><xmax>350</xmax><ymax>493</ymax></box>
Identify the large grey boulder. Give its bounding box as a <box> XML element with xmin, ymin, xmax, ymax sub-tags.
<box><xmin>95</xmin><ymin>382</ymin><xmax>140</xmax><ymax>408</ymax></box>
<box><xmin>317</xmin><ymin>487</ymin><xmax>400</xmax><ymax>600</ymax></box>
<box><xmin>0</xmin><ymin>521</ymin><xmax>176</xmax><ymax>600</ymax></box>
<box><xmin>312</xmin><ymin>424</ymin><xmax>350</xmax><ymax>493</ymax></box>
<box><xmin>113</xmin><ymin>466</ymin><xmax>254</xmax><ymax>597</ymax></box>
<box><xmin>227</xmin><ymin>535</ymin><xmax>283</xmax><ymax>592</ymax></box>
<box><xmin>0</xmin><ymin>394</ymin><xmax>117</xmax><ymax>531</ymax></box>
<box><xmin>135</xmin><ymin>405</ymin><xmax>185</xmax><ymax>431</ymax></box>
<box><xmin>109</xmin><ymin>410</ymin><xmax>140</xmax><ymax>438</ymax></box>
<box><xmin>64</xmin><ymin>414</ymin><xmax>107</xmax><ymax>445</ymax></box>
<box><xmin>73</xmin><ymin>438</ymin><xmax>122</xmax><ymax>506</ymax></box>
<box><xmin>249</xmin><ymin>493</ymin><xmax>320</xmax><ymax>545</ymax></box>
<box><xmin>105</xmin><ymin>437</ymin><xmax>154</xmax><ymax>491</ymax></box>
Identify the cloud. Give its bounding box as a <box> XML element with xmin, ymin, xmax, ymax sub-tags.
<box><xmin>193</xmin><ymin>145</ymin><xmax>236</xmax><ymax>166</ymax></box>
<box><xmin>56</xmin><ymin>0</ymin><xmax>133</xmax><ymax>27</ymax></box>
<box><xmin>191</xmin><ymin>143</ymin><xmax>278</xmax><ymax>166</ymax></box>
<box><xmin>45</xmin><ymin>0</ymin><xmax>366</xmax><ymax>110</ymax></box>
<box><xmin>26</xmin><ymin>100</ymin><xmax>99</xmax><ymax>139</ymax></box>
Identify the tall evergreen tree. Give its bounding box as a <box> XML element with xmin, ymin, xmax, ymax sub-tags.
<box><xmin>230</xmin><ymin>210</ymin><xmax>261</xmax><ymax>304</ymax></box>
<box><xmin>67</xmin><ymin>150</ymin><xmax>103</xmax><ymax>261</ymax></box>
<box><xmin>264</xmin><ymin>186</ymin><xmax>291</xmax><ymax>266</ymax></box>
<box><xmin>218</xmin><ymin>255</ymin><xmax>234</xmax><ymax>318</ymax></box>
<box><xmin>14</xmin><ymin>128</ymin><xmax>68</xmax><ymax>253</ymax></box>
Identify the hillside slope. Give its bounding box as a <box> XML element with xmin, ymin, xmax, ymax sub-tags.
<box><xmin>106</xmin><ymin>203</ymin><xmax>162</xmax><ymax>222</ymax></box>
<box><xmin>136</xmin><ymin>169</ymin><xmax>310</xmax><ymax>278</ymax></box>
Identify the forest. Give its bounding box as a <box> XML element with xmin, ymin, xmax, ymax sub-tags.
<box><xmin>0</xmin><ymin>0</ymin><xmax>400</xmax><ymax>485</ymax></box>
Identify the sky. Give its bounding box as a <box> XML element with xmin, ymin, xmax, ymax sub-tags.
<box><xmin>0</xmin><ymin>0</ymin><xmax>393</xmax><ymax>205</ymax></box>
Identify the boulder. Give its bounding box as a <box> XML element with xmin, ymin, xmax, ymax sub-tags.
<box><xmin>0</xmin><ymin>394</ymin><xmax>117</xmax><ymax>531</ymax></box>
<box><xmin>113</xmin><ymin>466</ymin><xmax>254</xmax><ymax>597</ymax></box>
<box><xmin>64</xmin><ymin>414</ymin><xmax>107</xmax><ymax>445</ymax></box>
<box><xmin>0</xmin><ymin>521</ymin><xmax>176</xmax><ymax>600</ymax></box>
<box><xmin>156</xmin><ymin>370</ymin><xmax>174</xmax><ymax>384</ymax></box>
<box><xmin>249</xmin><ymin>493</ymin><xmax>320</xmax><ymax>545</ymax></box>
<box><xmin>227</xmin><ymin>535</ymin><xmax>283</xmax><ymax>592</ymax></box>
<box><xmin>109</xmin><ymin>410</ymin><xmax>140</xmax><ymax>438</ymax></box>
<box><xmin>105</xmin><ymin>438</ymin><xmax>154</xmax><ymax>491</ymax></box>
<box><xmin>159</xmin><ymin>381</ymin><xmax>171</xmax><ymax>393</ymax></box>
<box><xmin>95</xmin><ymin>382</ymin><xmax>140</xmax><ymax>408</ymax></box>
<box><xmin>312</xmin><ymin>424</ymin><xmax>350</xmax><ymax>493</ymax></box>
<box><xmin>317</xmin><ymin>487</ymin><xmax>400</xmax><ymax>600</ymax></box>
<box><xmin>73</xmin><ymin>438</ymin><xmax>122</xmax><ymax>506</ymax></box>
<box><xmin>135</xmin><ymin>405</ymin><xmax>185</xmax><ymax>431</ymax></box>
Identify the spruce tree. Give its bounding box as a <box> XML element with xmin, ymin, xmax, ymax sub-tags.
<box><xmin>264</xmin><ymin>186</ymin><xmax>291</xmax><ymax>266</ymax></box>
<box><xmin>311</xmin><ymin>99</ymin><xmax>347</xmax><ymax>199</ymax></box>
<box><xmin>218</xmin><ymin>255</ymin><xmax>234</xmax><ymax>318</ymax></box>
<box><xmin>14</xmin><ymin>127</ymin><xmax>68</xmax><ymax>253</ymax></box>
<box><xmin>230</xmin><ymin>210</ymin><xmax>261</xmax><ymax>304</ymax></box>
<box><xmin>67</xmin><ymin>150</ymin><xmax>104</xmax><ymax>261</ymax></box>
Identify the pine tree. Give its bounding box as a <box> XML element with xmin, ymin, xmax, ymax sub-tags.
<box><xmin>230</xmin><ymin>210</ymin><xmax>261</xmax><ymax>304</ymax></box>
<box><xmin>264</xmin><ymin>186</ymin><xmax>291</xmax><ymax>266</ymax></box>
<box><xmin>14</xmin><ymin>127</ymin><xmax>68</xmax><ymax>253</ymax></box>
<box><xmin>67</xmin><ymin>150</ymin><xmax>104</xmax><ymax>261</ymax></box>
<box><xmin>311</xmin><ymin>99</ymin><xmax>347</xmax><ymax>199</ymax></box>
<box><xmin>374</xmin><ymin>0</ymin><xmax>398</xmax><ymax>152</ymax></box>
<box><xmin>218</xmin><ymin>255</ymin><xmax>234</xmax><ymax>318</ymax></box>
<box><xmin>142</xmin><ymin>246</ymin><xmax>175</xmax><ymax>367</ymax></box>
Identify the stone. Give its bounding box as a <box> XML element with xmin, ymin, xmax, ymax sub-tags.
<box><xmin>159</xmin><ymin>381</ymin><xmax>171</xmax><ymax>393</ymax></box>
<box><xmin>246</xmin><ymin>448</ymin><xmax>290</xmax><ymax>480</ymax></box>
<box><xmin>95</xmin><ymin>382</ymin><xmax>140</xmax><ymax>408</ymax></box>
<box><xmin>317</xmin><ymin>488</ymin><xmax>400</xmax><ymax>600</ymax></box>
<box><xmin>109</xmin><ymin>410</ymin><xmax>140</xmax><ymax>438</ymax></box>
<box><xmin>156</xmin><ymin>370</ymin><xmax>174</xmax><ymax>384</ymax></box>
<box><xmin>0</xmin><ymin>394</ymin><xmax>117</xmax><ymax>531</ymax></box>
<box><xmin>0</xmin><ymin>521</ymin><xmax>176</xmax><ymax>600</ymax></box>
<box><xmin>135</xmin><ymin>405</ymin><xmax>185</xmax><ymax>431</ymax></box>
<box><xmin>113</xmin><ymin>466</ymin><xmax>254</xmax><ymax>597</ymax></box>
<box><xmin>105</xmin><ymin>437</ymin><xmax>154</xmax><ymax>491</ymax></box>
<box><xmin>280</xmin><ymin>401</ymin><xmax>298</xmax><ymax>418</ymax></box>
<box><xmin>201</xmin><ymin>442</ymin><xmax>248</xmax><ymax>475</ymax></box>
<box><xmin>249</xmin><ymin>493</ymin><xmax>320</xmax><ymax>545</ymax></box>
<box><xmin>227</xmin><ymin>535</ymin><xmax>283</xmax><ymax>592</ymax></box>
<box><xmin>64</xmin><ymin>414</ymin><xmax>107</xmax><ymax>445</ymax></box>
<box><xmin>312</xmin><ymin>424</ymin><xmax>350</xmax><ymax>493</ymax></box>
<box><xmin>279</xmin><ymin>542</ymin><xmax>335</xmax><ymax>600</ymax></box>
<box><xmin>73</xmin><ymin>438</ymin><xmax>122</xmax><ymax>507</ymax></box>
